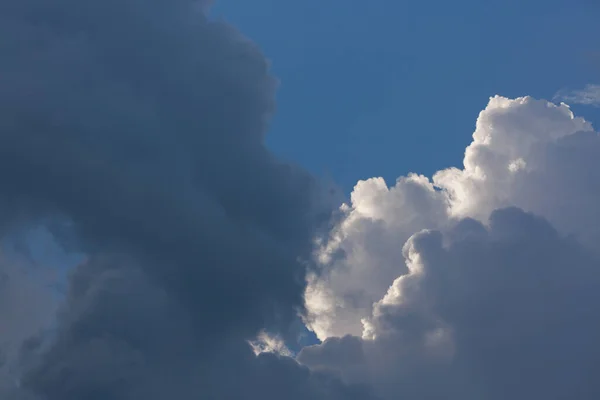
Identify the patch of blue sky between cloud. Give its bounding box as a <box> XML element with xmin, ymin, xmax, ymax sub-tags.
<box><xmin>553</xmin><ymin>84</ymin><xmax>600</xmax><ymax>107</ymax></box>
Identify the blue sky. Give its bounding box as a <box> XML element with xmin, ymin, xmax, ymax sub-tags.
<box><xmin>211</xmin><ymin>0</ymin><xmax>600</xmax><ymax>191</ymax></box>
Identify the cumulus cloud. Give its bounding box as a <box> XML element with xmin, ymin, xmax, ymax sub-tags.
<box><xmin>553</xmin><ymin>84</ymin><xmax>600</xmax><ymax>107</ymax></box>
<box><xmin>300</xmin><ymin>95</ymin><xmax>600</xmax><ymax>399</ymax></box>
<box><xmin>305</xmin><ymin>95</ymin><xmax>600</xmax><ymax>340</ymax></box>
<box><xmin>0</xmin><ymin>0</ymin><xmax>372</xmax><ymax>399</ymax></box>
<box><xmin>305</xmin><ymin>174</ymin><xmax>448</xmax><ymax>339</ymax></box>
<box><xmin>301</xmin><ymin>208</ymin><xmax>600</xmax><ymax>399</ymax></box>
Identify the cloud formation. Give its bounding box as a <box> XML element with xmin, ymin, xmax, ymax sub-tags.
<box><xmin>305</xmin><ymin>95</ymin><xmax>599</xmax><ymax>340</ymax></box>
<box><xmin>301</xmin><ymin>96</ymin><xmax>600</xmax><ymax>399</ymax></box>
<box><xmin>301</xmin><ymin>208</ymin><xmax>600</xmax><ymax>399</ymax></box>
<box><xmin>0</xmin><ymin>1</ymin><xmax>372</xmax><ymax>399</ymax></box>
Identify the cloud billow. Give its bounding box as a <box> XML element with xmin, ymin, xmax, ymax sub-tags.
<box><xmin>0</xmin><ymin>1</ymin><xmax>372</xmax><ymax>399</ymax></box>
<box><xmin>306</xmin><ymin>96</ymin><xmax>600</xmax><ymax>341</ymax></box>
<box><xmin>302</xmin><ymin>96</ymin><xmax>600</xmax><ymax>399</ymax></box>
<box><xmin>301</xmin><ymin>208</ymin><xmax>600</xmax><ymax>399</ymax></box>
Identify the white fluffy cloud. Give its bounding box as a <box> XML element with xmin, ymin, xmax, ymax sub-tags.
<box><xmin>304</xmin><ymin>95</ymin><xmax>600</xmax><ymax>341</ymax></box>
<box><xmin>305</xmin><ymin>174</ymin><xmax>448</xmax><ymax>339</ymax></box>
<box><xmin>299</xmin><ymin>95</ymin><xmax>600</xmax><ymax>399</ymax></box>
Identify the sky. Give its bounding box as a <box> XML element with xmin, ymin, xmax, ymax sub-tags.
<box><xmin>211</xmin><ymin>0</ymin><xmax>600</xmax><ymax>190</ymax></box>
<box><xmin>2</xmin><ymin>1</ymin><xmax>600</xmax><ymax>400</ymax></box>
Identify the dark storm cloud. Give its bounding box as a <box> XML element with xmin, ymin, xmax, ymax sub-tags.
<box><xmin>0</xmin><ymin>0</ymin><xmax>372</xmax><ymax>399</ymax></box>
<box><xmin>299</xmin><ymin>208</ymin><xmax>600</xmax><ymax>400</ymax></box>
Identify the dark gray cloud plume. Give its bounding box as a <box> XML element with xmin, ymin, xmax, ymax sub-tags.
<box><xmin>0</xmin><ymin>1</ymin><xmax>374</xmax><ymax>399</ymax></box>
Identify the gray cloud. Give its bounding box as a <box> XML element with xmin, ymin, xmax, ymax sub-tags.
<box><xmin>0</xmin><ymin>0</ymin><xmax>372</xmax><ymax>399</ymax></box>
<box><xmin>300</xmin><ymin>208</ymin><xmax>600</xmax><ymax>399</ymax></box>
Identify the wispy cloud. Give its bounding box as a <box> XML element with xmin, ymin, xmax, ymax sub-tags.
<box><xmin>553</xmin><ymin>84</ymin><xmax>600</xmax><ymax>107</ymax></box>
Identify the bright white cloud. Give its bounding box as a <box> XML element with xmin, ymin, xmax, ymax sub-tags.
<box><xmin>305</xmin><ymin>95</ymin><xmax>599</xmax><ymax>341</ymax></box>
<box><xmin>305</xmin><ymin>174</ymin><xmax>448</xmax><ymax>339</ymax></box>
